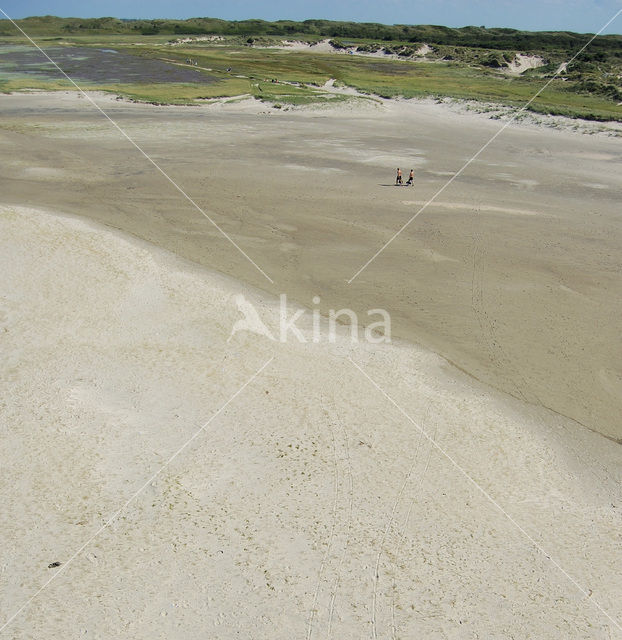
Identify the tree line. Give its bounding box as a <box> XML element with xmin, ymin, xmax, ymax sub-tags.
<box><xmin>2</xmin><ymin>15</ymin><xmax>621</xmax><ymax>54</ymax></box>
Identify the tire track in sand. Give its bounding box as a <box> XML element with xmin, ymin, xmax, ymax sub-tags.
<box><xmin>326</xmin><ymin>403</ymin><xmax>354</xmax><ymax>639</ymax></box>
<box><xmin>390</xmin><ymin>406</ymin><xmax>436</xmax><ymax>640</ymax></box>
<box><xmin>306</xmin><ymin>397</ymin><xmax>340</xmax><ymax>640</ymax></box>
<box><xmin>370</xmin><ymin>413</ymin><xmax>428</xmax><ymax>639</ymax></box>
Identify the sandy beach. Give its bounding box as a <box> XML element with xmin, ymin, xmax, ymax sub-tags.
<box><xmin>1</xmin><ymin>91</ymin><xmax>621</xmax><ymax>441</ymax></box>
<box><xmin>1</xmin><ymin>92</ymin><xmax>622</xmax><ymax>638</ymax></box>
<box><xmin>1</xmin><ymin>204</ymin><xmax>621</xmax><ymax>638</ymax></box>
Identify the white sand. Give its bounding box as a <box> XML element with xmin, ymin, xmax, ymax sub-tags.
<box><xmin>254</xmin><ymin>38</ymin><xmax>432</xmax><ymax>61</ymax></box>
<box><xmin>506</xmin><ymin>54</ymin><xmax>546</xmax><ymax>75</ymax></box>
<box><xmin>168</xmin><ymin>36</ymin><xmax>226</xmax><ymax>46</ymax></box>
<box><xmin>1</xmin><ymin>204</ymin><xmax>621</xmax><ymax>638</ymax></box>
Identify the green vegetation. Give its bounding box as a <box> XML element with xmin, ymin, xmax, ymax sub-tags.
<box><xmin>0</xmin><ymin>15</ymin><xmax>620</xmax><ymax>120</ymax></box>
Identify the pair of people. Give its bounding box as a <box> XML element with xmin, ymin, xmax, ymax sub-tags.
<box><xmin>396</xmin><ymin>168</ymin><xmax>415</xmax><ymax>186</ymax></box>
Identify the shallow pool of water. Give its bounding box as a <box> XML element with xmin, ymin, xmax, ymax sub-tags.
<box><xmin>0</xmin><ymin>45</ymin><xmax>216</xmax><ymax>84</ymax></box>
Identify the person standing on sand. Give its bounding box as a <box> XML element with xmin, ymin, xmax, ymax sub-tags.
<box><xmin>406</xmin><ymin>168</ymin><xmax>415</xmax><ymax>186</ymax></box>
<box><xmin>395</xmin><ymin>168</ymin><xmax>402</xmax><ymax>185</ymax></box>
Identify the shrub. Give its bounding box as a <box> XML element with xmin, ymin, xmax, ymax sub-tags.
<box><xmin>481</xmin><ymin>53</ymin><xmax>508</xmax><ymax>68</ymax></box>
<box><xmin>357</xmin><ymin>43</ymin><xmax>381</xmax><ymax>53</ymax></box>
<box><xmin>575</xmin><ymin>80</ymin><xmax>622</xmax><ymax>101</ymax></box>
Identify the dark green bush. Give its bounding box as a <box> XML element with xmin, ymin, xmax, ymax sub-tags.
<box><xmin>481</xmin><ymin>53</ymin><xmax>508</xmax><ymax>68</ymax></box>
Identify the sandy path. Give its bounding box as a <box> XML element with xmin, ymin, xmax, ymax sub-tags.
<box><xmin>1</xmin><ymin>205</ymin><xmax>621</xmax><ymax>638</ymax></box>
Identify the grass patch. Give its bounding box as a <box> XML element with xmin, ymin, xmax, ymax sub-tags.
<box><xmin>0</xmin><ymin>76</ymin><xmax>75</xmax><ymax>93</ymax></box>
<box><xmin>99</xmin><ymin>78</ymin><xmax>250</xmax><ymax>104</ymax></box>
<box><xmin>0</xmin><ymin>71</ymin><xmax>249</xmax><ymax>105</ymax></box>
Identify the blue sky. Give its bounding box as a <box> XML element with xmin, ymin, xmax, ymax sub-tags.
<box><xmin>2</xmin><ymin>1</ymin><xmax>621</xmax><ymax>34</ymax></box>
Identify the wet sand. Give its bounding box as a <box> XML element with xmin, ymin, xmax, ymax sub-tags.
<box><xmin>1</xmin><ymin>90</ymin><xmax>621</xmax><ymax>443</ymax></box>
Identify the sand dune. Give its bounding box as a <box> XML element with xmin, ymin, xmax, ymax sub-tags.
<box><xmin>506</xmin><ymin>54</ymin><xmax>546</xmax><ymax>75</ymax></box>
<box><xmin>1</xmin><ymin>205</ymin><xmax>621</xmax><ymax>638</ymax></box>
<box><xmin>254</xmin><ymin>38</ymin><xmax>432</xmax><ymax>61</ymax></box>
